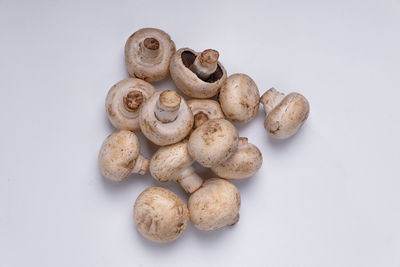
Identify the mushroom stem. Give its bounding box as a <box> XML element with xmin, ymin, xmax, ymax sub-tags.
<box><xmin>238</xmin><ymin>137</ymin><xmax>248</xmax><ymax>146</ymax></box>
<box><xmin>193</xmin><ymin>112</ymin><xmax>209</xmax><ymax>129</ymax></box>
<box><xmin>189</xmin><ymin>49</ymin><xmax>219</xmax><ymax>80</ymax></box>
<box><xmin>260</xmin><ymin>88</ymin><xmax>285</xmax><ymax>114</ymax></box>
<box><xmin>140</xmin><ymin>38</ymin><xmax>160</xmax><ymax>61</ymax></box>
<box><xmin>123</xmin><ymin>90</ymin><xmax>144</xmax><ymax>112</ymax></box>
<box><xmin>174</xmin><ymin>166</ymin><xmax>204</xmax><ymax>194</ymax></box>
<box><xmin>154</xmin><ymin>90</ymin><xmax>181</xmax><ymax>123</ymax></box>
<box><xmin>132</xmin><ymin>155</ymin><xmax>150</xmax><ymax>175</ymax></box>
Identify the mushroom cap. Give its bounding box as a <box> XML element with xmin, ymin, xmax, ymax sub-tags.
<box><xmin>169</xmin><ymin>48</ymin><xmax>227</xmax><ymax>98</ymax></box>
<box><xmin>187</xmin><ymin>99</ymin><xmax>225</xmax><ymax>129</ymax></box>
<box><xmin>150</xmin><ymin>140</ymin><xmax>194</xmax><ymax>182</ymax></box>
<box><xmin>211</xmin><ymin>137</ymin><xmax>262</xmax><ymax>179</ymax></box>
<box><xmin>125</xmin><ymin>28</ymin><xmax>176</xmax><ymax>82</ymax></box>
<box><xmin>219</xmin><ymin>73</ymin><xmax>260</xmax><ymax>123</ymax></box>
<box><xmin>188</xmin><ymin>178</ymin><xmax>241</xmax><ymax>231</ymax></box>
<box><xmin>98</xmin><ymin>130</ymin><xmax>140</xmax><ymax>181</ymax></box>
<box><xmin>134</xmin><ymin>187</ymin><xmax>189</xmax><ymax>243</ymax></box>
<box><xmin>106</xmin><ymin>78</ymin><xmax>155</xmax><ymax>131</ymax></box>
<box><xmin>265</xmin><ymin>93</ymin><xmax>310</xmax><ymax>139</ymax></box>
<box><xmin>188</xmin><ymin>119</ymin><xmax>238</xmax><ymax>168</ymax></box>
<box><xmin>139</xmin><ymin>91</ymin><xmax>194</xmax><ymax>146</ymax></box>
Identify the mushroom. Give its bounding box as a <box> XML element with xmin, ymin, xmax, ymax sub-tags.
<box><xmin>170</xmin><ymin>48</ymin><xmax>227</xmax><ymax>98</ymax></box>
<box><xmin>149</xmin><ymin>141</ymin><xmax>242</xmax><ymax>231</ymax></box>
<box><xmin>139</xmin><ymin>90</ymin><xmax>194</xmax><ymax>146</ymax></box>
<box><xmin>187</xmin><ymin>99</ymin><xmax>225</xmax><ymax>129</ymax></box>
<box><xmin>219</xmin><ymin>73</ymin><xmax>260</xmax><ymax>123</ymax></box>
<box><xmin>150</xmin><ymin>140</ymin><xmax>203</xmax><ymax>194</ymax></box>
<box><xmin>98</xmin><ymin>130</ymin><xmax>149</xmax><ymax>181</ymax></box>
<box><xmin>125</xmin><ymin>28</ymin><xmax>176</xmax><ymax>82</ymax></box>
<box><xmin>211</xmin><ymin>137</ymin><xmax>262</xmax><ymax>180</ymax></box>
<box><xmin>134</xmin><ymin>187</ymin><xmax>189</xmax><ymax>243</ymax></box>
<box><xmin>106</xmin><ymin>78</ymin><xmax>155</xmax><ymax>131</ymax></box>
<box><xmin>188</xmin><ymin>119</ymin><xmax>239</xmax><ymax>168</ymax></box>
<box><xmin>188</xmin><ymin>178</ymin><xmax>241</xmax><ymax>231</ymax></box>
<box><xmin>260</xmin><ymin>88</ymin><xmax>310</xmax><ymax>139</ymax></box>
<box><xmin>188</xmin><ymin>119</ymin><xmax>261</xmax><ymax>179</ymax></box>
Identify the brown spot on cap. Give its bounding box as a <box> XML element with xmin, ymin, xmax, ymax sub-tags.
<box><xmin>159</xmin><ymin>90</ymin><xmax>181</xmax><ymax>109</ymax></box>
<box><xmin>201</xmin><ymin>120</ymin><xmax>223</xmax><ymax>146</ymax></box>
<box><xmin>123</xmin><ymin>90</ymin><xmax>144</xmax><ymax>111</ymax></box>
<box><xmin>200</xmin><ymin>49</ymin><xmax>219</xmax><ymax>64</ymax></box>
<box><xmin>143</xmin><ymin>38</ymin><xmax>160</xmax><ymax>50</ymax></box>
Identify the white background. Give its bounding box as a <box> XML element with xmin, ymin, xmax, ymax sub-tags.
<box><xmin>1</xmin><ymin>0</ymin><xmax>399</xmax><ymax>266</ymax></box>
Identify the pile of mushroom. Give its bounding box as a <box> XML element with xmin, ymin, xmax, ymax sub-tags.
<box><xmin>98</xmin><ymin>27</ymin><xmax>310</xmax><ymax>243</ymax></box>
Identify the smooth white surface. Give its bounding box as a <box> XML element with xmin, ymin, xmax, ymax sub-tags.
<box><xmin>1</xmin><ymin>0</ymin><xmax>399</xmax><ymax>266</ymax></box>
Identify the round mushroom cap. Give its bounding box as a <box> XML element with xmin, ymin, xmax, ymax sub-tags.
<box><xmin>125</xmin><ymin>28</ymin><xmax>176</xmax><ymax>82</ymax></box>
<box><xmin>98</xmin><ymin>130</ymin><xmax>140</xmax><ymax>181</ymax></box>
<box><xmin>219</xmin><ymin>73</ymin><xmax>260</xmax><ymax>123</ymax></box>
<box><xmin>188</xmin><ymin>119</ymin><xmax>238</xmax><ymax>168</ymax></box>
<box><xmin>187</xmin><ymin>99</ymin><xmax>225</xmax><ymax>129</ymax></box>
<box><xmin>188</xmin><ymin>178</ymin><xmax>241</xmax><ymax>231</ymax></box>
<box><xmin>134</xmin><ymin>187</ymin><xmax>189</xmax><ymax>243</ymax></box>
<box><xmin>106</xmin><ymin>78</ymin><xmax>155</xmax><ymax>131</ymax></box>
<box><xmin>211</xmin><ymin>137</ymin><xmax>262</xmax><ymax>179</ymax></box>
<box><xmin>265</xmin><ymin>93</ymin><xmax>310</xmax><ymax>139</ymax></box>
<box><xmin>139</xmin><ymin>90</ymin><xmax>194</xmax><ymax>146</ymax></box>
<box><xmin>150</xmin><ymin>140</ymin><xmax>194</xmax><ymax>182</ymax></box>
<box><xmin>170</xmin><ymin>48</ymin><xmax>227</xmax><ymax>98</ymax></box>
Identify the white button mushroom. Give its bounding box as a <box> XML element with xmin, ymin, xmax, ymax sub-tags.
<box><xmin>260</xmin><ymin>88</ymin><xmax>310</xmax><ymax>139</ymax></box>
<box><xmin>188</xmin><ymin>178</ymin><xmax>241</xmax><ymax>231</ymax></box>
<box><xmin>169</xmin><ymin>48</ymin><xmax>227</xmax><ymax>98</ymax></box>
<box><xmin>106</xmin><ymin>78</ymin><xmax>155</xmax><ymax>131</ymax></box>
<box><xmin>219</xmin><ymin>73</ymin><xmax>260</xmax><ymax>123</ymax></box>
<box><xmin>187</xmin><ymin>99</ymin><xmax>225</xmax><ymax>129</ymax></box>
<box><xmin>125</xmin><ymin>28</ymin><xmax>176</xmax><ymax>82</ymax></box>
<box><xmin>188</xmin><ymin>119</ymin><xmax>262</xmax><ymax>179</ymax></box>
<box><xmin>150</xmin><ymin>140</ymin><xmax>203</xmax><ymax>194</ymax></box>
<box><xmin>134</xmin><ymin>187</ymin><xmax>189</xmax><ymax>243</ymax></box>
<box><xmin>211</xmin><ymin>137</ymin><xmax>262</xmax><ymax>180</ymax></box>
<box><xmin>98</xmin><ymin>130</ymin><xmax>149</xmax><ymax>181</ymax></box>
<box><xmin>149</xmin><ymin>141</ymin><xmax>242</xmax><ymax>231</ymax></box>
<box><xmin>188</xmin><ymin>119</ymin><xmax>239</xmax><ymax>168</ymax></box>
<box><xmin>139</xmin><ymin>90</ymin><xmax>194</xmax><ymax>146</ymax></box>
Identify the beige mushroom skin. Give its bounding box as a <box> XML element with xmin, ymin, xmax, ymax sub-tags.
<box><xmin>188</xmin><ymin>119</ymin><xmax>239</xmax><ymax>168</ymax></box>
<box><xmin>98</xmin><ymin>130</ymin><xmax>149</xmax><ymax>181</ymax></box>
<box><xmin>134</xmin><ymin>187</ymin><xmax>189</xmax><ymax>243</ymax></box>
<box><xmin>139</xmin><ymin>90</ymin><xmax>194</xmax><ymax>146</ymax></box>
<box><xmin>187</xmin><ymin>99</ymin><xmax>225</xmax><ymax>129</ymax></box>
<box><xmin>188</xmin><ymin>178</ymin><xmax>241</xmax><ymax>231</ymax></box>
<box><xmin>211</xmin><ymin>137</ymin><xmax>262</xmax><ymax>180</ymax></box>
<box><xmin>125</xmin><ymin>28</ymin><xmax>176</xmax><ymax>82</ymax></box>
<box><xmin>219</xmin><ymin>73</ymin><xmax>260</xmax><ymax>123</ymax></box>
<box><xmin>150</xmin><ymin>140</ymin><xmax>203</xmax><ymax>194</ymax></box>
<box><xmin>170</xmin><ymin>48</ymin><xmax>227</xmax><ymax>98</ymax></box>
<box><xmin>106</xmin><ymin>78</ymin><xmax>155</xmax><ymax>131</ymax></box>
<box><xmin>260</xmin><ymin>88</ymin><xmax>310</xmax><ymax>139</ymax></box>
